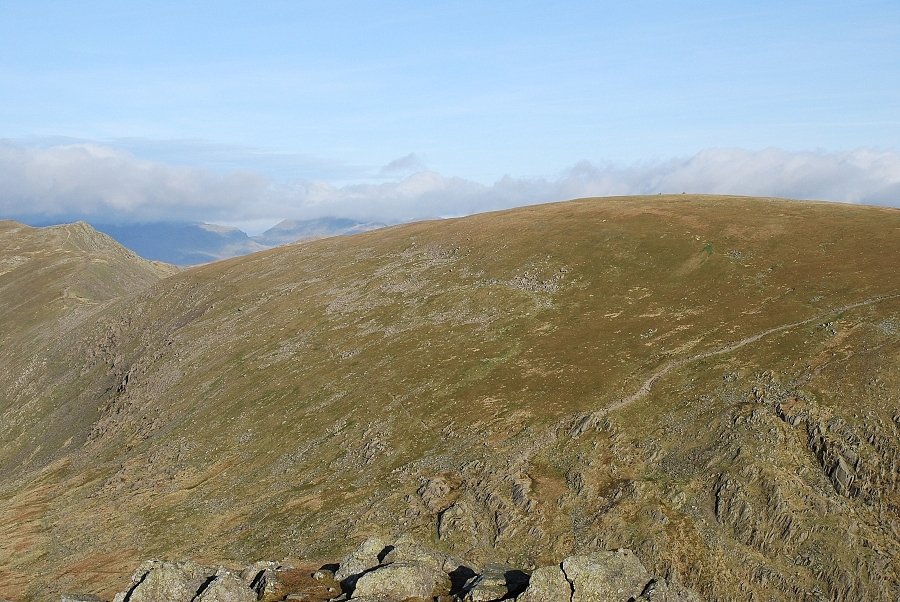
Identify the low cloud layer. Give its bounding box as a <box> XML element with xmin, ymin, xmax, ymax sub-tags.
<box><xmin>0</xmin><ymin>142</ymin><xmax>269</xmax><ymax>223</ymax></box>
<box><xmin>1</xmin><ymin>141</ymin><xmax>898</xmax><ymax>226</ymax></box>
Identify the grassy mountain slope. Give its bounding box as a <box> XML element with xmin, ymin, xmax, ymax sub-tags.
<box><xmin>1</xmin><ymin>196</ymin><xmax>898</xmax><ymax>601</ymax></box>
<box><xmin>0</xmin><ymin>221</ymin><xmax>176</xmax><ymax>599</ymax></box>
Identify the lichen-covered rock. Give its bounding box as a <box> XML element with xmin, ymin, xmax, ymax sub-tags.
<box><xmin>335</xmin><ymin>536</ymin><xmax>388</xmax><ymax>587</ymax></box>
<box><xmin>562</xmin><ymin>550</ymin><xmax>651</xmax><ymax>602</ymax></box>
<box><xmin>462</xmin><ymin>564</ymin><xmax>528</xmax><ymax>601</ymax></box>
<box><xmin>516</xmin><ymin>564</ymin><xmax>571</xmax><ymax>602</ymax></box>
<box><xmin>195</xmin><ymin>571</ymin><xmax>257</xmax><ymax>602</ymax></box>
<box><xmin>380</xmin><ymin>533</ymin><xmax>446</xmax><ymax>570</ymax></box>
<box><xmin>351</xmin><ymin>561</ymin><xmax>450</xmax><ymax>600</ymax></box>
<box><xmin>105</xmin><ymin>549</ymin><xmax>702</xmax><ymax>602</ymax></box>
<box><xmin>239</xmin><ymin>561</ymin><xmax>281</xmax><ymax>598</ymax></box>
<box><xmin>111</xmin><ymin>560</ymin><xmax>215</xmax><ymax>602</ymax></box>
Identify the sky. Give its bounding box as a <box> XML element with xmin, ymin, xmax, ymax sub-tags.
<box><xmin>1</xmin><ymin>0</ymin><xmax>899</xmax><ymax>232</ymax></box>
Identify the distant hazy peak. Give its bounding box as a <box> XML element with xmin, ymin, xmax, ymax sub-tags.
<box><xmin>198</xmin><ymin>222</ymin><xmax>244</xmax><ymax>235</ymax></box>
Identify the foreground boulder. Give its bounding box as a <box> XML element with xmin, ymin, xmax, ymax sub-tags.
<box><xmin>351</xmin><ymin>561</ymin><xmax>451</xmax><ymax>600</ymax></box>
<box><xmin>112</xmin><ymin>560</ymin><xmax>214</xmax><ymax>602</ymax></box>
<box><xmin>461</xmin><ymin>564</ymin><xmax>528</xmax><ymax>601</ymax></box>
<box><xmin>110</xmin><ymin>560</ymin><xmax>259</xmax><ymax>602</ymax></box>
<box><xmin>515</xmin><ymin>565</ymin><xmax>571</xmax><ymax>602</ymax></box>
<box><xmin>195</xmin><ymin>572</ymin><xmax>257</xmax><ymax>602</ymax></box>
<box><xmin>380</xmin><ymin>533</ymin><xmax>447</xmax><ymax>571</ymax></box>
<box><xmin>240</xmin><ymin>561</ymin><xmax>281</xmax><ymax>599</ymax></box>
<box><xmin>334</xmin><ymin>536</ymin><xmax>389</xmax><ymax>590</ymax></box>
<box><xmin>563</xmin><ymin>550</ymin><xmax>650</xmax><ymax>601</ymax></box>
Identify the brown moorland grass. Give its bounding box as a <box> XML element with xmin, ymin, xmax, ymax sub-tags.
<box><xmin>0</xmin><ymin>195</ymin><xmax>898</xmax><ymax>600</ymax></box>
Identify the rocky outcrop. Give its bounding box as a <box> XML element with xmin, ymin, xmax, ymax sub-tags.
<box><xmin>515</xmin><ymin>551</ymin><xmax>699</xmax><ymax>602</ymax></box>
<box><xmin>194</xmin><ymin>572</ymin><xmax>257</xmax><ymax>602</ymax></box>
<box><xmin>562</xmin><ymin>550</ymin><xmax>672</xmax><ymax>602</ymax></box>
<box><xmin>351</xmin><ymin>561</ymin><xmax>451</xmax><ymax>600</ymax></box>
<box><xmin>334</xmin><ymin>536</ymin><xmax>389</xmax><ymax>590</ymax></box>
<box><xmin>108</xmin><ymin>560</ymin><xmax>272</xmax><ymax>602</ymax></box>
<box><xmin>77</xmin><ymin>537</ymin><xmax>699</xmax><ymax>602</ymax></box>
<box><xmin>240</xmin><ymin>562</ymin><xmax>281</xmax><ymax>600</ymax></box>
<box><xmin>460</xmin><ymin>564</ymin><xmax>528</xmax><ymax>601</ymax></box>
<box><xmin>112</xmin><ymin>560</ymin><xmax>214</xmax><ymax>602</ymax></box>
<box><xmin>515</xmin><ymin>565</ymin><xmax>570</xmax><ymax>602</ymax></box>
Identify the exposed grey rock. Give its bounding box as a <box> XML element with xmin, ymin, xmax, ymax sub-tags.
<box><xmin>831</xmin><ymin>456</ymin><xmax>855</xmax><ymax>497</ymax></box>
<box><xmin>380</xmin><ymin>533</ymin><xmax>446</xmax><ymax>570</ymax></box>
<box><xmin>437</xmin><ymin>501</ymin><xmax>477</xmax><ymax>542</ymax></box>
<box><xmin>112</xmin><ymin>560</ymin><xmax>215</xmax><ymax>602</ymax></box>
<box><xmin>516</xmin><ymin>564</ymin><xmax>571</xmax><ymax>602</ymax></box>
<box><xmin>419</xmin><ymin>475</ymin><xmax>455</xmax><ymax>513</ymax></box>
<box><xmin>61</xmin><ymin>595</ymin><xmax>104</xmax><ymax>602</ymax></box>
<box><xmin>335</xmin><ymin>536</ymin><xmax>388</xmax><ymax>587</ymax></box>
<box><xmin>562</xmin><ymin>550</ymin><xmax>651</xmax><ymax>602</ymax></box>
<box><xmin>462</xmin><ymin>564</ymin><xmax>529</xmax><ymax>601</ymax></box>
<box><xmin>106</xmin><ymin>548</ymin><xmax>702</xmax><ymax>602</ymax></box>
<box><xmin>239</xmin><ymin>561</ymin><xmax>280</xmax><ymax>598</ymax></box>
<box><xmin>195</xmin><ymin>570</ymin><xmax>257</xmax><ymax>602</ymax></box>
<box><xmin>351</xmin><ymin>561</ymin><xmax>450</xmax><ymax>600</ymax></box>
<box><xmin>635</xmin><ymin>578</ymin><xmax>703</xmax><ymax>602</ymax></box>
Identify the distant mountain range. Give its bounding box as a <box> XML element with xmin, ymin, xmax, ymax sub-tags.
<box><xmin>24</xmin><ymin>217</ymin><xmax>388</xmax><ymax>265</ymax></box>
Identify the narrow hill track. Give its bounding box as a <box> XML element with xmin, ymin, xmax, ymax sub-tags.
<box><xmin>607</xmin><ymin>292</ymin><xmax>900</xmax><ymax>413</ymax></box>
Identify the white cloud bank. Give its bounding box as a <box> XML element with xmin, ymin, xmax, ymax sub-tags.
<box><xmin>0</xmin><ymin>142</ymin><xmax>269</xmax><ymax>223</ymax></box>
<box><xmin>1</xmin><ymin>141</ymin><xmax>899</xmax><ymax>225</ymax></box>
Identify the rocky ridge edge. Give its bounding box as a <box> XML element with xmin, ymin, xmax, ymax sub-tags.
<box><xmin>61</xmin><ymin>535</ymin><xmax>700</xmax><ymax>602</ymax></box>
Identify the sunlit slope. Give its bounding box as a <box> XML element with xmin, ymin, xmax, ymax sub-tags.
<box><xmin>1</xmin><ymin>196</ymin><xmax>899</xmax><ymax>601</ymax></box>
<box><xmin>0</xmin><ymin>220</ymin><xmax>175</xmax><ymax>332</ymax></box>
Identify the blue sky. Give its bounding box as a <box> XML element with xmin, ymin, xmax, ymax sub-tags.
<box><xmin>1</xmin><ymin>1</ymin><xmax>899</xmax><ymax>228</ymax></box>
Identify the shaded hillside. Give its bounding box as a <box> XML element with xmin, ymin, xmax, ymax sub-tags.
<box><xmin>1</xmin><ymin>196</ymin><xmax>898</xmax><ymax>601</ymax></box>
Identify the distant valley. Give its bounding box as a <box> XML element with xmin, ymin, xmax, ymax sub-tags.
<box><xmin>22</xmin><ymin>217</ymin><xmax>388</xmax><ymax>265</ymax></box>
